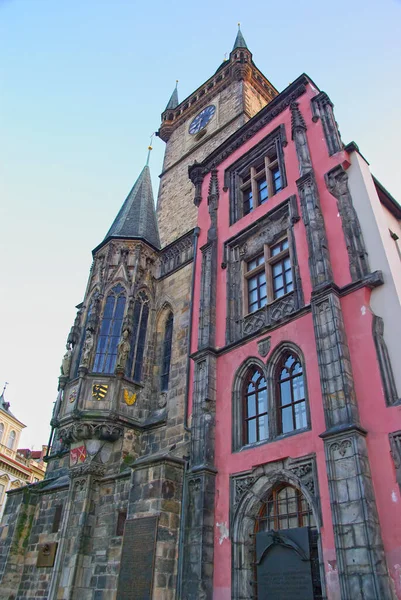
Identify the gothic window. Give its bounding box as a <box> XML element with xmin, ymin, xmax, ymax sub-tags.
<box><xmin>127</xmin><ymin>291</ymin><xmax>150</xmax><ymax>382</ymax></box>
<box><xmin>93</xmin><ymin>284</ymin><xmax>126</xmax><ymax>374</ymax></box>
<box><xmin>245</xmin><ymin>237</ymin><xmax>293</xmax><ymax>314</ymax></box>
<box><xmin>243</xmin><ymin>367</ymin><xmax>268</xmax><ymax>444</ymax></box>
<box><xmin>277</xmin><ymin>353</ymin><xmax>307</xmax><ymax>434</ymax></box>
<box><xmin>7</xmin><ymin>430</ymin><xmax>16</xmax><ymax>450</ymax></box>
<box><xmin>116</xmin><ymin>510</ymin><xmax>127</xmax><ymax>536</ymax></box>
<box><xmin>0</xmin><ymin>422</ymin><xmax>3</xmax><ymax>443</ymax></box>
<box><xmin>52</xmin><ymin>505</ymin><xmax>63</xmax><ymax>533</ymax></box>
<box><xmin>226</xmin><ymin>125</ymin><xmax>287</xmax><ymax>224</ymax></box>
<box><xmin>161</xmin><ymin>312</ymin><xmax>174</xmax><ymax>391</ymax></box>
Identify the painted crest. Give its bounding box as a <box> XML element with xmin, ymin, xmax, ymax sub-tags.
<box><xmin>257</xmin><ymin>336</ymin><xmax>271</xmax><ymax>358</ymax></box>
<box><xmin>68</xmin><ymin>387</ymin><xmax>78</xmax><ymax>403</ymax></box>
<box><xmin>123</xmin><ymin>389</ymin><xmax>137</xmax><ymax>406</ymax></box>
<box><xmin>92</xmin><ymin>384</ymin><xmax>108</xmax><ymax>400</ymax></box>
<box><xmin>70</xmin><ymin>444</ymin><xmax>86</xmax><ymax>466</ymax></box>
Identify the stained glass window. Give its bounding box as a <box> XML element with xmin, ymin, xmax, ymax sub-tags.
<box><xmin>93</xmin><ymin>284</ymin><xmax>126</xmax><ymax>373</ymax></box>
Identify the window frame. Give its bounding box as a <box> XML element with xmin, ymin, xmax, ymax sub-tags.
<box><xmin>161</xmin><ymin>312</ymin><xmax>174</xmax><ymax>392</ymax></box>
<box><xmin>244</xmin><ymin>236</ymin><xmax>294</xmax><ymax>315</ymax></box>
<box><xmin>93</xmin><ymin>284</ymin><xmax>126</xmax><ymax>374</ymax></box>
<box><xmin>276</xmin><ymin>352</ymin><xmax>308</xmax><ymax>435</ymax></box>
<box><xmin>240</xmin><ymin>152</ymin><xmax>283</xmax><ymax>217</ymax></box>
<box><xmin>242</xmin><ymin>367</ymin><xmax>269</xmax><ymax>445</ymax></box>
<box><xmin>226</xmin><ymin>124</ymin><xmax>287</xmax><ymax>225</ymax></box>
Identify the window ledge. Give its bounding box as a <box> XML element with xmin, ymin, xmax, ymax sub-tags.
<box><xmin>243</xmin><ymin>291</ymin><xmax>296</xmax><ymax>336</ymax></box>
<box><xmin>235</xmin><ymin>425</ymin><xmax>311</xmax><ymax>454</ymax></box>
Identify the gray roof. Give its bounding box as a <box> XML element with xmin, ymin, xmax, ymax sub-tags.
<box><xmin>165</xmin><ymin>85</ymin><xmax>179</xmax><ymax>110</ymax></box>
<box><xmin>104</xmin><ymin>165</ymin><xmax>160</xmax><ymax>249</ymax></box>
<box><xmin>232</xmin><ymin>27</ymin><xmax>248</xmax><ymax>51</ymax></box>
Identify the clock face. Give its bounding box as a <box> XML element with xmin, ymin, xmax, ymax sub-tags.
<box><xmin>188</xmin><ymin>105</ymin><xmax>216</xmax><ymax>135</ymax></box>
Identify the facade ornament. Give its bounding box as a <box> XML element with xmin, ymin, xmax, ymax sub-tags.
<box><xmin>257</xmin><ymin>336</ymin><xmax>271</xmax><ymax>358</ymax></box>
<box><xmin>60</xmin><ymin>347</ymin><xmax>72</xmax><ymax>377</ymax></box>
<box><xmin>80</xmin><ymin>330</ymin><xmax>94</xmax><ymax>369</ymax></box>
<box><xmin>67</xmin><ymin>308</ymin><xmax>82</xmax><ymax>349</ymax></box>
<box><xmin>291</xmin><ymin>101</ymin><xmax>312</xmax><ymax>176</ymax></box>
<box><xmin>116</xmin><ymin>329</ymin><xmax>131</xmax><ymax>372</ymax></box>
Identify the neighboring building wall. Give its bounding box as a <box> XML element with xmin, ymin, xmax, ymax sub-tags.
<box><xmin>346</xmin><ymin>151</ymin><xmax>401</xmax><ymax>397</ymax></box>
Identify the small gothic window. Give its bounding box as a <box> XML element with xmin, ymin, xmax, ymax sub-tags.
<box><xmin>243</xmin><ymin>368</ymin><xmax>268</xmax><ymax>444</ymax></box>
<box><xmin>277</xmin><ymin>354</ymin><xmax>307</xmax><ymax>434</ymax></box>
<box><xmin>52</xmin><ymin>504</ymin><xmax>63</xmax><ymax>533</ymax></box>
<box><xmin>7</xmin><ymin>430</ymin><xmax>16</xmax><ymax>450</ymax></box>
<box><xmin>127</xmin><ymin>291</ymin><xmax>150</xmax><ymax>382</ymax></box>
<box><xmin>93</xmin><ymin>285</ymin><xmax>126</xmax><ymax>374</ymax></box>
<box><xmin>116</xmin><ymin>510</ymin><xmax>127</xmax><ymax>536</ymax></box>
<box><xmin>0</xmin><ymin>422</ymin><xmax>3</xmax><ymax>443</ymax></box>
<box><xmin>161</xmin><ymin>313</ymin><xmax>174</xmax><ymax>391</ymax></box>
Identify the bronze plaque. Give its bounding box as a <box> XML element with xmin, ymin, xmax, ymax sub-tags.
<box><xmin>117</xmin><ymin>516</ymin><xmax>158</xmax><ymax>599</ymax></box>
<box><xmin>36</xmin><ymin>542</ymin><xmax>58</xmax><ymax>567</ymax></box>
<box><xmin>256</xmin><ymin>528</ymin><xmax>314</xmax><ymax>599</ymax></box>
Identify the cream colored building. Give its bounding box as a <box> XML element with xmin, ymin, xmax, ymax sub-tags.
<box><xmin>0</xmin><ymin>390</ymin><xmax>47</xmax><ymax>519</ymax></box>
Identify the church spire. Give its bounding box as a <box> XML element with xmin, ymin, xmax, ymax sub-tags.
<box><xmin>232</xmin><ymin>23</ymin><xmax>248</xmax><ymax>51</ymax></box>
<box><xmin>165</xmin><ymin>81</ymin><xmax>179</xmax><ymax>111</ymax></box>
<box><xmin>103</xmin><ymin>153</ymin><xmax>160</xmax><ymax>250</ymax></box>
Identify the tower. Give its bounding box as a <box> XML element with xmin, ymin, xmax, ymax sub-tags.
<box><xmin>156</xmin><ymin>27</ymin><xmax>277</xmax><ymax>246</ymax></box>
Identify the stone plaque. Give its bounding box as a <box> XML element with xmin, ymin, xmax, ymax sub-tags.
<box><xmin>117</xmin><ymin>516</ymin><xmax>158</xmax><ymax>600</ymax></box>
<box><xmin>36</xmin><ymin>542</ymin><xmax>58</xmax><ymax>567</ymax></box>
<box><xmin>256</xmin><ymin>527</ymin><xmax>314</xmax><ymax>599</ymax></box>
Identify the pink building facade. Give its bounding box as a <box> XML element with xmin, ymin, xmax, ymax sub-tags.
<box><xmin>185</xmin><ymin>73</ymin><xmax>401</xmax><ymax>599</ymax></box>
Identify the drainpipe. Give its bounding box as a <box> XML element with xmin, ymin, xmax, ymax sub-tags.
<box><xmin>184</xmin><ymin>226</ymin><xmax>200</xmax><ymax>431</ymax></box>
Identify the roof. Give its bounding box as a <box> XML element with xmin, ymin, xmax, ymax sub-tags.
<box><xmin>0</xmin><ymin>392</ymin><xmax>25</xmax><ymax>427</ymax></box>
<box><xmin>101</xmin><ymin>165</ymin><xmax>160</xmax><ymax>250</ymax></box>
<box><xmin>373</xmin><ymin>176</ymin><xmax>401</xmax><ymax>220</ymax></box>
<box><xmin>165</xmin><ymin>85</ymin><xmax>179</xmax><ymax>111</ymax></box>
<box><xmin>232</xmin><ymin>26</ymin><xmax>248</xmax><ymax>51</ymax></box>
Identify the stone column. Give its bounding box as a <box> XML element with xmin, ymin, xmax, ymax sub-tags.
<box><xmin>181</xmin><ymin>170</ymin><xmax>219</xmax><ymax>599</ymax></box>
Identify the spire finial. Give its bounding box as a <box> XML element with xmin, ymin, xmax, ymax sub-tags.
<box><xmin>2</xmin><ymin>382</ymin><xmax>8</xmax><ymax>396</ymax></box>
<box><xmin>146</xmin><ymin>133</ymin><xmax>154</xmax><ymax>166</ymax></box>
<box><xmin>232</xmin><ymin>23</ymin><xmax>248</xmax><ymax>51</ymax></box>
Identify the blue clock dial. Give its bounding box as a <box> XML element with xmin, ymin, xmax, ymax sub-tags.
<box><xmin>188</xmin><ymin>105</ymin><xmax>216</xmax><ymax>135</ymax></box>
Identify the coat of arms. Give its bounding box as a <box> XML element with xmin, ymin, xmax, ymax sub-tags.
<box><xmin>92</xmin><ymin>384</ymin><xmax>108</xmax><ymax>400</ymax></box>
<box><xmin>68</xmin><ymin>387</ymin><xmax>78</xmax><ymax>403</ymax></box>
<box><xmin>70</xmin><ymin>444</ymin><xmax>86</xmax><ymax>466</ymax></box>
<box><xmin>123</xmin><ymin>389</ymin><xmax>137</xmax><ymax>406</ymax></box>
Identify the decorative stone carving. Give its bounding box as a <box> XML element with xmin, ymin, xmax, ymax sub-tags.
<box><xmin>58</xmin><ymin>421</ymin><xmax>123</xmax><ymax>445</ymax></box>
<box><xmin>80</xmin><ymin>330</ymin><xmax>94</xmax><ymax>369</ymax></box>
<box><xmin>70</xmin><ymin>462</ymin><xmax>106</xmax><ymax>478</ymax></box>
<box><xmin>257</xmin><ymin>336</ymin><xmax>271</xmax><ymax>358</ymax></box>
<box><xmin>67</xmin><ymin>308</ymin><xmax>82</xmax><ymax>349</ymax></box>
<box><xmin>60</xmin><ymin>347</ymin><xmax>72</xmax><ymax>377</ymax></box>
<box><xmin>389</xmin><ymin>431</ymin><xmax>401</xmax><ymax>490</ymax></box>
<box><xmin>325</xmin><ymin>164</ymin><xmax>370</xmax><ymax>281</ymax></box>
<box><xmin>311</xmin><ymin>92</ymin><xmax>342</xmax><ymax>156</ymax></box>
<box><xmin>297</xmin><ymin>172</ymin><xmax>333</xmax><ymax>289</ymax></box>
<box><xmin>372</xmin><ymin>315</ymin><xmax>399</xmax><ymax>406</ymax></box>
<box><xmin>291</xmin><ymin>101</ymin><xmax>312</xmax><ymax>176</ymax></box>
<box><xmin>159</xmin><ymin>231</ymin><xmax>194</xmax><ymax>277</ymax></box>
<box><xmin>116</xmin><ymin>329</ymin><xmax>131</xmax><ymax>372</ymax></box>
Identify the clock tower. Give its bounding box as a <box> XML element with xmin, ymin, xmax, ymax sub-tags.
<box><xmin>156</xmin><ymin>27</ymin><xmax>278</xmax><ymax>247</ymax></box>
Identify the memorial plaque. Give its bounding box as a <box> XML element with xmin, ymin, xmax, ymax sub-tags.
<box><xmin>117</xmin><ymin>516</ymin><xmax>158</xmax><ymax>600</ymax></box>
<box><xmin>256</xmin><ymin>527</ymin><xmax>314</xmax><ymax>600</ymax></box>
<box><xmin>36</xmin><ymin>542</ymin><xmax>58</xmax><ymax>567</ymax></box>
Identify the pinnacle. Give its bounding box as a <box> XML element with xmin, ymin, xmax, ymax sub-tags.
<box><xmin>232</xmin><ymin>25</ymin><xmax>248</xmax><ymax>51</ymax></box>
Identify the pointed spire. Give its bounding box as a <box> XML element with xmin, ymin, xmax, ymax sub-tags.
<box><xmin>104</xmin><ymin>155</ymin><xmax>160</xmax><ymax>250</ymax></box>
<box><xmin>165</xmin><ymin>80</ymin><xmax>179</xmax><ymax>111</ymax></box>
<box><xmin>232</xmin><ymin>23</ymin><xmax>248</xmax><ymax>51</ymax></box>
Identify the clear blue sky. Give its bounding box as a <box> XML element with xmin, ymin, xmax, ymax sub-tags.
<box><xmin>1</xmin><ymin>0</ymin><xmax>400</xmax><ymax>449</ymax></box>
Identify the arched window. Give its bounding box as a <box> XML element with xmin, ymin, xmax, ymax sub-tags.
<box><xmin>161</xmin><ymin>312</ymin><xmax>174</xmax><ymax>391</ymax></box>
<box><xmin>256</xmin><ymin>484</ymin><xmax>315</xmax><ymax>532</ymax></box>
<box><xmin>93</xmin><ymin>284</ymin><xmax>126</xmax><ymax>373</ymax></box>
<box><xmin>0</xmin><ymin>422</ymin><xmax>3</xmax><ymax>443</ymax></box>
<box><xmin>243</xmin><ymin>367</ymin><xmax>268</xmax><ymax>444</ymax></box>
<box><xmin>7</xmin><ymin>430</ymin><xmax>16</xmax><ymax>450</ymax></box>
<box><xmin>277</xmin><ymin>353</ymin><xmax>307</xmax><ymax>434</ymax></box>
<box><xmin>127</xmin><ymin>291</ymin><xmax>149</xmax><ymax>382</ymax></box>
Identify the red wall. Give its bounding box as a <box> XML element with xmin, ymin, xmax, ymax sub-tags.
<box><xmin>188</xmin><ymin>82</ymin><xmax>401</xmax><ymax>599</ymax></box>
